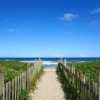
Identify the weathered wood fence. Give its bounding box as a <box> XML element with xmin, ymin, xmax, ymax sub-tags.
<box><xmin>0</xmin><ymin>60</ymin><xmax>43</xmax><ymax>100</ymax></box>
<box><xmin>58</xmin><ymin>59</ymin><xmax>100</xmax><ymax>100</ymax></box>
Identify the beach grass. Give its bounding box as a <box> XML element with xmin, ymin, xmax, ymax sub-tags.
<box><xmin>68</xmin><ymin>60</ymin><xmax>100</xmax><ymax>82</ymax></box>
<box><xmin>0</xmin><ymin>60</ymin><xmax>33</xmax><ymax>83</ymax></box>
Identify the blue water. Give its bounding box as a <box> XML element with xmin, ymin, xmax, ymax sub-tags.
<box><xmin>0</xmin><ymin>57</ymin><xmax>100</xmax><ymax>61</ymax></box>
<box><xmin>0</xmin><ymin>57</ymin><xmax>100</xmax><ymax>67</ymax></box>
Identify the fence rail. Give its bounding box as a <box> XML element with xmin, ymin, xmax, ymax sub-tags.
<box><xmin>58</xmin><ymin>60</ymin><xmax>100</xmax><ymax>100</ymax></box>
<box><xmin>0</xmin><ymin>60</ymin><xmax>43</xmax><ymax>100</ymax></box>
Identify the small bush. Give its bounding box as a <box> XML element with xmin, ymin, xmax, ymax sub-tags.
<box><xmin>0</xmin><ymin>60</ymin><xmax>32</xmax><ymax>82</ymax></box>
<box><xmin>19</xmin><ymin>89</ymin><xmax>30</xmax><ymax>100</ymax></box>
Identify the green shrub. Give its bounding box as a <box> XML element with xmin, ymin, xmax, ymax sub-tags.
<box><xmin>68</xmin><ymin>61</ymin><xmax>100</xmax><ymax>82</ymax></box>
<box><xmin>5</xmin><ymin>70</ymin><xmax>19</xmax><ymax>83</ymax></box>
<box><xmin>0</xmin><ymin>60</ymin><xmax>32</xmax><ymax>82</ymax></box>
<box><xmin>19</xmin><ymin>89</ymin><xmax>30</xmax><ymax>100</ymax></box>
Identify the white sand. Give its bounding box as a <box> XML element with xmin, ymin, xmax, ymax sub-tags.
<box><xmin>29</xmin><ymin>68</ymin><xmax>65</xmax><ymax>100</ymax></box>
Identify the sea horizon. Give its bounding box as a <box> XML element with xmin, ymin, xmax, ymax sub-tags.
<box><xmin>0</xmin><ymin>57</ymin><xmax>100</xmax><ymax>67</ymax></box>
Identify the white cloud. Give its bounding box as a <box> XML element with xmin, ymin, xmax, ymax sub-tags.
<box><xmin>89</xmin><ymin>7</ymin><xmax>100</xmax><ymax>14</ymax></box>
<box><xmin>8</xmin><ymin>29</ymin><xmax>16</xmax><ymax>32</ymax></box>
<box><xmin>89</xmin><ymin>21</ymin><xmax>100</xmax><ymax>27</ymax></box>
<box><xmin>59</xmin><ymin>13</ymin><xmax>79</xmax><ymax>21</ymax></box>
<box><xmin>90</xmin><ymin>21</ymin><xmax>99</xmax><ymax>25</ymax></box>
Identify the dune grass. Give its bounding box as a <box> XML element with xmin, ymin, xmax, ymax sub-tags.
<box><xmin>68</xmin><ymin>60</ymin><xmax>100</xmax><ymax>82</ymax></box>
<box><xmin>0</xmin><ymin>60</ymin><xmax>33</xmax><ymax>83</ymax></box>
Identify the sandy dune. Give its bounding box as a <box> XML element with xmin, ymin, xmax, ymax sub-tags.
<box><xmin>30</xmin><ymin>68</ymin><xmax>65</xmax><ymax>100</ymax></box>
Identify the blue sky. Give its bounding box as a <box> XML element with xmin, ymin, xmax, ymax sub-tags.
<box><xmin>0</xmin><ymin>0</ymin><xmax>100</xmax><ymax>57</ymax></box>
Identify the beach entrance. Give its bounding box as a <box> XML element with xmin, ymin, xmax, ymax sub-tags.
<box><xmin>29</xmin><ymin>68</ymin><xmax>65</xmax><ymax>100</ymax></box>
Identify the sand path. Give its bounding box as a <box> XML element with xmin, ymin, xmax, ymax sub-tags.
<box><xmin>30</xmin><ymin>68</ymin><xmax>65</xmax><ymax>100</ymax></box>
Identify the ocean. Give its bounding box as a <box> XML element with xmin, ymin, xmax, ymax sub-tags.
<box><xmin>0</xmin><ymin>57</ymin><xmax>100</xmax><ymax>67</ymax></box>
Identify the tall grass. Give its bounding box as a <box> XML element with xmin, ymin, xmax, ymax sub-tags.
<box><xmin>68</xmin><ymin>60</ymin><xmax>100</xmax><ymax>82</ymax></box>
<box><xmin>0</xmin><ymin>60</ymin><xmax>33</xmax><ymax>83</ymax></box>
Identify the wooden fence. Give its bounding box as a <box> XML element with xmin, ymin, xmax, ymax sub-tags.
<box><xmin>0</xmin><ymin>60</ymin><xmax>43</xmax><ymax>100</ymax></box>
<box><xmin>0</xmin><ymin>72</ymin><xmax>4</xmax><ymax>100</ymax></box>
<box><xmin>58</xmin><ymin>59</ymin><xmax>100</xmax><ymax>100</ymax></box>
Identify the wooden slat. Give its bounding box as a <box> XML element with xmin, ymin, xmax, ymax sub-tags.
<box><xmin>8</xmin><ymin>81</ymin><xmax>11</xmax><ymax>100</ymax></box>
<box><xmin>3</xmin><ymin>85</ymin><xmax>5</xmax><ymax>100</ymax></box>
<box><xmin>6</xmin><ymin>82</ymin><xmax>9</xmax><ymax>100</ymax></box>
<box><xmin>12</xmin><ymin>79</ymin><xmax>14</xmax><ymax>100</ymax></box>
<box><xmin>17</xmin><ymin>76</ymin><xmax>19</xmax><ymax>100</ymax></box>
<box><xmin>20</xmin><ymin>74</ymin><xmax>21</xmax><ymax>93</ymax></box>
<box><xmin>15</xmin><ymin>77</ymin><xmax>17</xmax><ymax>100</ymax></box>
<box><xmin>0</xmin><ymin>72</ymin><xmax>4</xmax><ymax>98</ymax></box>
<box><xmin>99</xmin><ymin>73</ymin><xmax>100</xmax><ymax>100</ymax></box>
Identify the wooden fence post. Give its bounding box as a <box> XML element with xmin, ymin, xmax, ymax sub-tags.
<box><xmin>72</xmin><ymin>63</ymin><xmax>75</xmax><ymax>86</ymax></box>
<box><xmin>0</xmin><ymin>72</ymin><xmax>4</xmax><ymax>100</ymax></box>
<box><xmin>95</xmin><ymin>83</ymin><xmax>98</xmax><ymax>99</ymax></box>
<box><xmin>92</xmin><ymin>81</ymin><xmax>95</xmax><ymax>99</ymax></box>
<box><xmin>99</xmin><ymin>73</ymin><xmax>100</xmax><ymax>100</ymax></box>
<box><xmin>83</xmin><ymin>75</ymin><xmax>86</xmax><ymax>100</ymax></box>
<box><xmin>64</xmin><ymin>59</ymin><xmax>67</xmax><ymax>67</ymax></box>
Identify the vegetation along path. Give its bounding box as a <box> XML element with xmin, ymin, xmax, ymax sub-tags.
<box><xmin>30</xmin><ymin>68</ymin><xmax>65</xmax><ymax>100</ymax></box>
